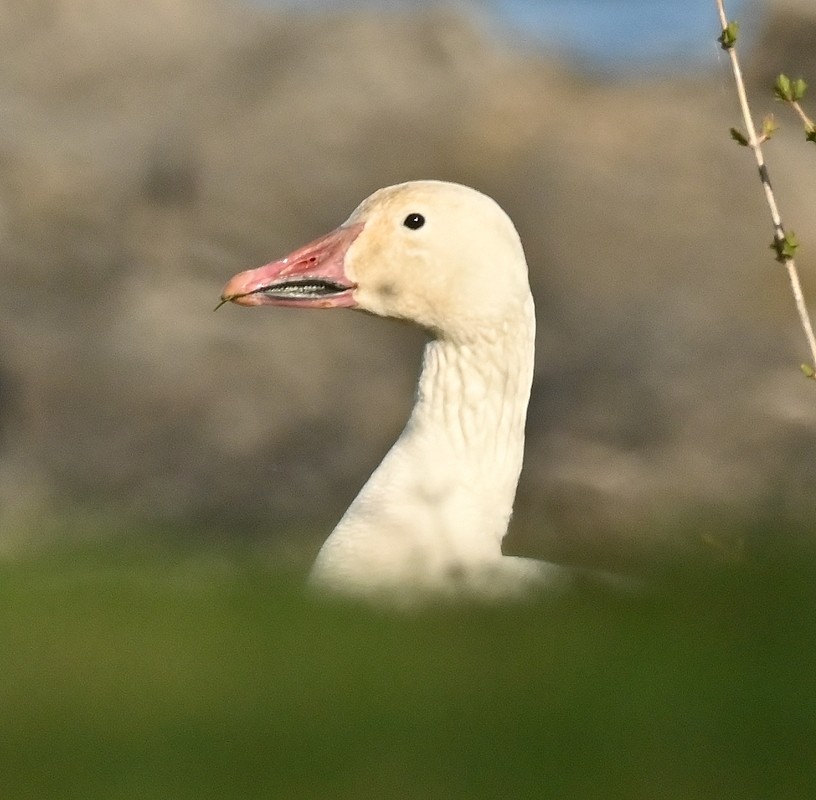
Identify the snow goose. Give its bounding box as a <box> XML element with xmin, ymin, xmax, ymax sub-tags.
<box><xmin>220</xmin><ymin>180</ymin><xmax>570</xmax><ymax>601</ymax></box>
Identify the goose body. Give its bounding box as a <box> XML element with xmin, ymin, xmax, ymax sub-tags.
<box><xmin>221</xmin><ymin>181</ymin><xmax>568</xmax><ymax>600</ymax></box>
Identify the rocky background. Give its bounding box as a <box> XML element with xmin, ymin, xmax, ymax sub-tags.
<box><xmin>1</xmin><ymin>0</ymin><xmax>814</xmax><ymax>566</ymax></box>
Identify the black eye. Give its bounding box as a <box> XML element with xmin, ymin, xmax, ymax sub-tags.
<box><xmin>403</xmin><ymin>212</ymin><xmax>425</xmax><ymax>230</ymax></box>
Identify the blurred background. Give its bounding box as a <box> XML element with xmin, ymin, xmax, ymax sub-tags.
<box><xmin>1</xmin><ymin>1</ymin><xmax>816</xmax><ymax>796</ymax></box>
<box><xmin>1</xmin><ymin>0</ymin><xmax>815</xmax><ymax>564</ymax></box>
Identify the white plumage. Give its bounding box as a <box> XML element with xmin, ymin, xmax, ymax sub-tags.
<box><xmin>221</xmin><ymin>180</ymin><xmax>570</xmax><ymax>601</ymax></box>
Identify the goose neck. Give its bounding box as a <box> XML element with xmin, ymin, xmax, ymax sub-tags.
<box><xmin>408</xmin><ymin>300</ymin><xmax>535</xmax><ymax>479</ymax></box>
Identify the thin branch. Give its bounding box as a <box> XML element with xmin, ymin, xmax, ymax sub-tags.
<box><xmin>790</xmin><ymin>100</ymin><xmax>816</xmax><ymax>138</ymax></box>
<box><xmin>716</xmin><ymin>0</ymin><xmax>816</xmax><ymax>376</ymax></box>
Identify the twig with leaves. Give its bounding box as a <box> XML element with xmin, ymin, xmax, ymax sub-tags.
<box><xmin>715</xmin><ymin>0</ymin><xmax>816</xmax><ymax>378</ymax></box>
<box><xmin>774</xmin><ymin>74</ymin><xmax>816</xmax><ymax>144</ymax></box>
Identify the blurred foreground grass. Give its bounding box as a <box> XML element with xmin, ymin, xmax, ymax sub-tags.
<box><xmin>0</xmin><ymin>530</ymin><xmax>815</xmax><ymax>799</ymax></box>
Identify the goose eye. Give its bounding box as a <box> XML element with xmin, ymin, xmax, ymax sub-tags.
<box><xmin>403</xmin><ymin>213</ymin><xmax>425</xmax><ymax>230</ymax></box>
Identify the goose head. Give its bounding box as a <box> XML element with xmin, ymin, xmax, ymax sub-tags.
<box><xmin>220</xmin><ymin>180</ymin><xmax>531</xmax><ymax>339</ymax></box>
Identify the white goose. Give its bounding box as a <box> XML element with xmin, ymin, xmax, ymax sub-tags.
<box><xmin>221</xmin><ymin>180</ymin><xmax>571</xmax><ymax>601</ymax></box>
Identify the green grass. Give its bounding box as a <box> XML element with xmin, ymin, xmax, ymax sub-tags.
<box><xmin>0</xmin><ymin>538</ymin><xmax>814</xmax><ymax>799</ymax></box>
